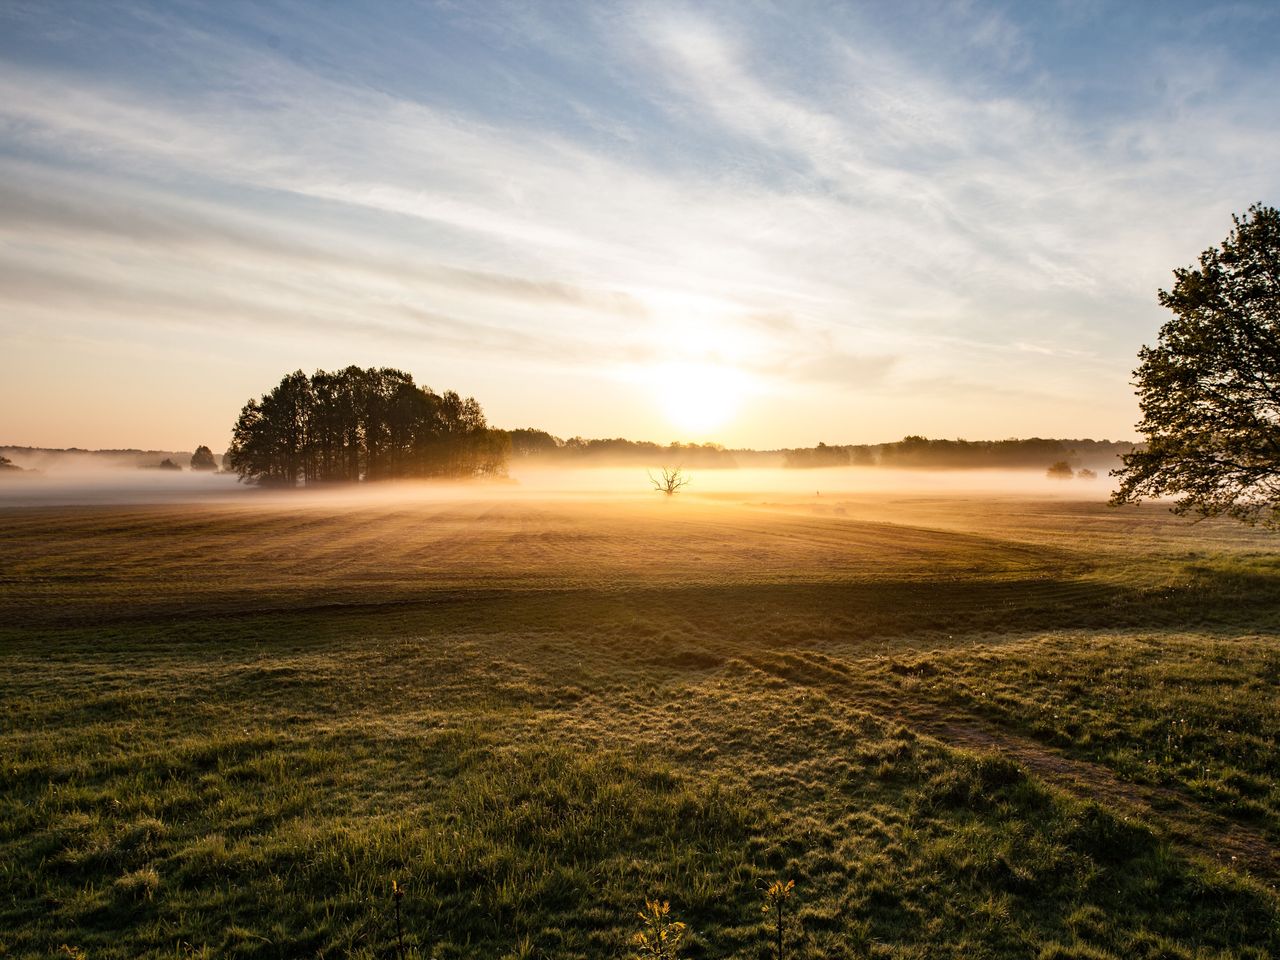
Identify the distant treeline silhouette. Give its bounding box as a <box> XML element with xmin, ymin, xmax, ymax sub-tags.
<box><xmin>781</xmin><ymin>436</ymin><xmax>1137</xmax><ymax>470</ymax></box>
<box><xmin>509</xmin><ymin>429</ymin><xmax>739</xmax><ymax>467</ymax></box>
<box><xmin>0</xmin><ymin>446</ymin><xmax>194</xmax><ymax>471</ymax></box>
<box><xmin>228</xmin><ymin>367</ymin><xmax>509</xmax><ymax>486</ymax></box>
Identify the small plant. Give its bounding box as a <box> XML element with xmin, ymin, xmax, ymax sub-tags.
<box><xmin>761</xmin><ymin>878</ymin><xmax>795</xmax><ymax>960</ymax></box>
<box><xmin>631</xmin><ymin>899</ymin><xmax>686</xmax><ymax>959</ymax></box>
<box><xmin>391</xmin><ymin>878</ymin><xmax>406</xmax><ymax>960</ymax></box>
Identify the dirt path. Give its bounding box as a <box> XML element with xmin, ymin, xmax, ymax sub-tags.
<box><xmin>741</xmin><ymin>651</ymin><xmax>1279</xmax><ymax>891</ymax></box>
<box><xmin>899</xmin><ymin>706</ymin><xmax>1279</xmax><ymax>889</ymax></box>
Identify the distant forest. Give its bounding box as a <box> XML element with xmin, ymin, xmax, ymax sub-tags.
<box><xmin>504</xmin><ymin>434</ymin><xmax>1135</xmax><ymax>471</ymax></box>
<box><xmin>4</xmin><ymin>396</ymin><xmax>1138</xmax><ymax>482</ymax></box>
<box><xmin>0</xmin><ymin>446</ymin><xmax>193</xmax><ymax>470</ymax></box>
<box><xmin>228</xmin><ymin>367</ymin><xmax>509</xmax><ymax>486</ymax></box>
<box><xmin>508</xmin><ymin>430</ymin><xmax>740</xmax><ymax>467</ymax></box>
<box><xmin>778</xmin><ymin>436</ymin><xmax>1136</xmax><ymax>471</ymax></box>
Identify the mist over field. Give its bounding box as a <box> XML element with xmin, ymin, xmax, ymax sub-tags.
<box><xmin>0</xmin><ymin>459</ymin><xmax>1114</xmax><ymax>508</ymax></box>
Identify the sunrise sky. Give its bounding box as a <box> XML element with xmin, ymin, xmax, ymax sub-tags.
<box><xmin>2</xmin><ymin>1</ymin><xmax>1278</xmax><ymax>450</ymax></box>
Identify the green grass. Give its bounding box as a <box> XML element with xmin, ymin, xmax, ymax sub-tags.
<box><xmin>854</xmin><ymin>632</ymin><xmax>1280</xmax><ymax>833</ymax></box>
<box><xmin>1</xmin><ymin>493</ymin><xmax>1277</xmax><ymax>957</ymax></box>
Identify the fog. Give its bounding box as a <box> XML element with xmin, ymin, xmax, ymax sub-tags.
<box><xmin>0</xmin><ymin>461</ymin><xmax>1112</xmax><ymax>508</ymax></box>
<box><xmin>513</xmin><ymin>464</ymin><xmax>1110</xmax><ymax>499</ymax></box>
<box><xmin>0</xmin><ymin>467</ymin><xmax>246</xmax><ymax>506</ymax></box>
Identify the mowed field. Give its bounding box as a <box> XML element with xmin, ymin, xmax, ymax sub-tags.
<box><xmin>1</xmin><ymin>487</ymin><xmax>1278</xmax><ymax>959</ymax></box>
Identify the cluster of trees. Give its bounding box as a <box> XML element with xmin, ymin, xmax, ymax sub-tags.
<box><xmin>1</xmin><ymin>446</ymin><xmax>193</xmax><ymax>470</ymax></box>
<box><xmin>1047</xmin><ymin>461</ymin><xmax>1097</xmax><ymax>480</ymax></box>
<box><xmin>781</xmin><ymin>442</ymin><xmax>873</xmax><ymax>469</ymax></box>
<box><xmin>134</xmin><ymin>448</ymin><xmax>216</xmax><ymax>471</ymax></box>
<box><xmin>782</xmin><ymin>436</ymin><xmax>1134</xmax><ymax>471</ymax></box>
<box><xmin>228</xmin><ymin>367</ymin><xmax>509</xmax><ymax>486</ymax></box>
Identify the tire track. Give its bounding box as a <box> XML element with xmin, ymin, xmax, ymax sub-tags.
<box><xmin>744</xmin><ymin>649</ymin><xmax>1280</xmax><ymax>889</ymax></box>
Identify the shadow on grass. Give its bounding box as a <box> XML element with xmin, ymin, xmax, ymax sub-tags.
<box><xmin>6</xmin><ymin>558</ymin><xmax>1279</xmax><ymax>650</ymax></box>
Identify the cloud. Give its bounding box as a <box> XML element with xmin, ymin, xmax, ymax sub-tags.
<box><xmin>0</xmin><ymin>166</ymin><xmax>649</xmax><ymax>321</ymax></box>
<box><xmin>765</xmin><ymin>351</ymin><xmax>900</xmax><ymax>388</ymax></box>
<box><xmin>0</xmin><ymin>1</ymin><xmax>1277</xmax><ymax>445</ymax></box>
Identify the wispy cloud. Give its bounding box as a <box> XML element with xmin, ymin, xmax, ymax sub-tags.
<box><xmin>0</xmin><ymin>1</ymin><xmax>1276</xmax><ymax>446</ymax></box>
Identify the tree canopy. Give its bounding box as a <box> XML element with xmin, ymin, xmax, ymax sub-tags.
<box><xmin>1111</xmin><ymin>204</ymin><xmax>1280</xmax><ymax>526</ymax></box>
<box><xmin>190</xmin><ymin>445</ymin><xmax>217</xmax><ymax>471</ymax></box>
<box><xmin>228</xmin><ymin>367</ymin><xmax>509</xmax><ymax>486</ymax></box>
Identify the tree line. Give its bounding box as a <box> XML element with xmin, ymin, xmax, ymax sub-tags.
<box><xmin>508</xmin><ymin>429</ymin><xmax>739</xmax><ymax>467</ymax></box>
<box><xmin>228</xmin><ymin>367</ymin><xmax>509</xmax><ymax>486</ymax></box>
<box><xmin>781</xmin><ymin>436</ymin><xmax>1136</xmax><ymax>470</ymax></box>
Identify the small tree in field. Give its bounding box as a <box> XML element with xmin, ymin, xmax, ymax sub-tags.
<box><xmin>649</xmin><ymin>466</ymin><xmax>689</xmax><ymax>496</ymax></box>
<box><xmin>1047</xmin><ymin>460</ymin><xmax>1074</xmax><ymax>480</ymax></box>
<box><xmin>1112</xmin><ymin>204</ymin><xmax>1280</xmax><ymax>526</ymax></box>
<box><xmin>190</xmin><ymin>445</ymin><xmax>217</xmax><ymax>471</ymax></box>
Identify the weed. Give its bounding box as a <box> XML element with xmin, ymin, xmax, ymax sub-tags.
<box><xmin>392</xmin><ymin>878</ymin><xmax>406</xmax><ymax>960</ymax></box>
<box><xmin>761</xmin><ymin>878</ymin><xmax>796</xmax><ymax>960</ymax></box>
<box><xmin>630</xmin><ymin>900</ymin><xmax>686</xmax><ymax>959</ymax></box>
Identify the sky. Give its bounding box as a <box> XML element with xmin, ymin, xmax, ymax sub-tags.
<box><xmin>1</xmin><ymin>0</ymin><xmax>1277</xmax><ymax>450</ymax></box>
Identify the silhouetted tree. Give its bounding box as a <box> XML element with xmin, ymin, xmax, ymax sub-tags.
<box><xmin>509</xmin><ymin>428</ymin><xmax>562</xmax><ymax>457</ymax></box>
<box><xmin>156</xmin><ymin>458</ymin><xmax>181</xmax><ymax>471</ymax></box>
<box><xmin>649</xmin><ymin>466</ymin><xmax>689</xmax><ymax>496</ymax></box>
<box><xmin>190</xmin><ymin>445</ymin><xmax>217</xmax><ymax>471</ymax></box>
<box><xmin>0</xmin><ymin>455</ymin><xmax>22</xmax><ymax>471</ymax></box>
<box><xmin>1112</xmin><ymin>204</ymin><xmax>1280</xmax><ymax>526</ymax></box>
<box><xmin>1046</xmin><ymin>461</ymin><xmax>1074</xmax><ymax>480</ymax></box>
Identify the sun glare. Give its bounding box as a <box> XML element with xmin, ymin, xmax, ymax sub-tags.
<box><xmin>652</xmin><ymin>361</ymin><xmax>747</xmax><ymax>437</ymax></box>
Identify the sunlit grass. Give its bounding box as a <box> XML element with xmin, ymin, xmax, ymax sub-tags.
<box><xmin>1</xmin><ymin>494</ymin><xmax>1277</xmax><ymax>957</ymax></box>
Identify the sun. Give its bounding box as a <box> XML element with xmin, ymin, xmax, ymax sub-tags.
<box><xmin>652</xmin><ymin>361</ymin><xmax>747</xmax><ymax>437</ymax></box>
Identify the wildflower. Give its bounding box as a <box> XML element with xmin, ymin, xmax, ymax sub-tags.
<box><xmin>761</xmin><ymin>879</ymin><xmax>796</xmax><ymax>960</ymax></box>
<box><xmin>631</xmin><ymin>899</ymin><xmax>687</xmax><ymax>959</ymax></box>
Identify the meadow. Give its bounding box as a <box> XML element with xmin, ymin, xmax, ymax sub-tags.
<box><xmin>1</xmin><ymin>479</ymin><xmax>1277</xmax><ymax>958</ymax></box>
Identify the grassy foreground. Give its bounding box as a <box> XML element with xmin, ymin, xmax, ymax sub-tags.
<box><xmin>1</xmin><ymin>490</ymin><xmax>1278</xmax><ymax>958</ymax></box>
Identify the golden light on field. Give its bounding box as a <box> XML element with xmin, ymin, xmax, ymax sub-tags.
<box><xmin>650</xmin><ymin>360</ymin><xmax>749</xmax><ymax>436</ymax></box>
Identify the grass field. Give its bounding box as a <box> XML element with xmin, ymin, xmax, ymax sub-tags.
<box><xmin>1</xmin><ymin>484</ymin><xmax>1278</xmax><ymax>958</ymax></box>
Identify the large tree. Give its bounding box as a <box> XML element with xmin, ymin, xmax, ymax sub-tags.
<box><xmin>1111</xmin><ymin>204</ymin><xmax>1280</xmax><ymax>526</ymax></box>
